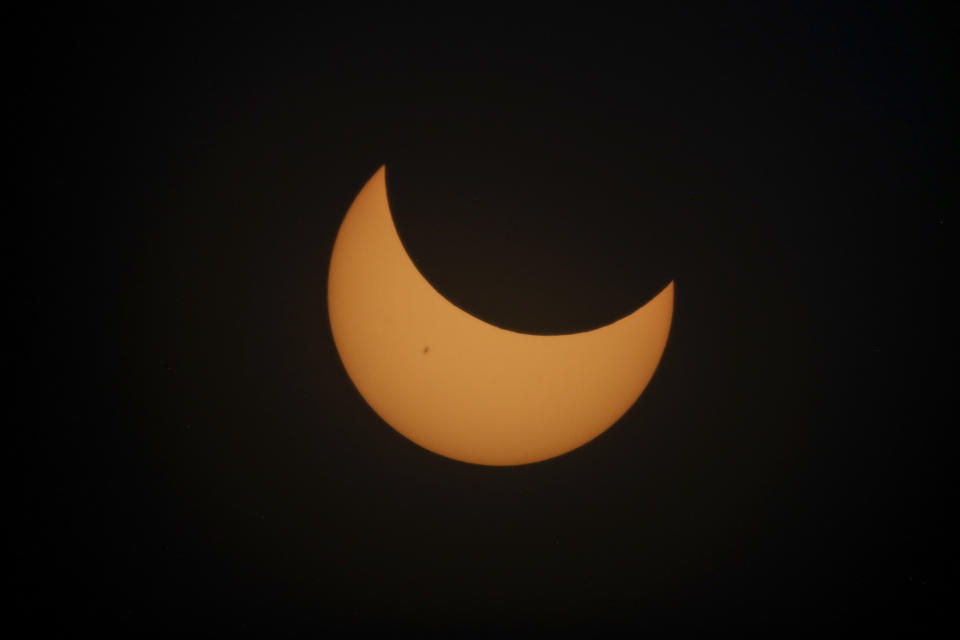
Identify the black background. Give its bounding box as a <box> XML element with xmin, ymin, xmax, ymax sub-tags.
<box><xmin>19</xmin><ymin>4</ymin><xmax>948</xmax><ymax>634</ymax></box>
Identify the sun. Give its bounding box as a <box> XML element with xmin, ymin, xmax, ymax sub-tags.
<box><xmin>328</xmin><ymin>166</ymin><xmax>673</xmax><ymax>465</ymax></box>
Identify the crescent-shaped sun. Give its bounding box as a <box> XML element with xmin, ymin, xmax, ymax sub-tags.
<box><xmin>328</xmin><ymin>166</ymin><xmax>674</xmax><ymax>466</ymax></box>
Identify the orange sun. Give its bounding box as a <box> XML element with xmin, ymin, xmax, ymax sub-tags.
<box><xmin>328</xmin><ymin>166</ymin><xmax>673</xmax><ymax>465</ymax></box>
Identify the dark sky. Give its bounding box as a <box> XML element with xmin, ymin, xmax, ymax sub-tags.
<box><xmin>19</xmin><ymin>5</ymin><xmax>948</xmax><ymax>634</ymax></box>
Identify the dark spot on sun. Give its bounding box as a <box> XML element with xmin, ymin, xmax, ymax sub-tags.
<box><xmin>423</xmin><ymin>346</ymin><xmax>430</xmax><ymax>354</ymax></box>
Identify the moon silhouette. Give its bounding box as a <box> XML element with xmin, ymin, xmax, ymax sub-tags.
<box><xmin>327</xmin><ymin>166</ymin><xmax>674</xmax><ymax>466</ymax></box>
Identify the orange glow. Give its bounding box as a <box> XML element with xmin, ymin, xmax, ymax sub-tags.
<box><xmin>328</xmin><ymin>166</ymin><xmax>674</xmax><ymax>466</ymax></box>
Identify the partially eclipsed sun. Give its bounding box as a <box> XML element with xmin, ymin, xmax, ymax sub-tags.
<box><xmin>328</xmin><ymin>166</ymin><xmax>673</xmax><ymax>466</ymax></box>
